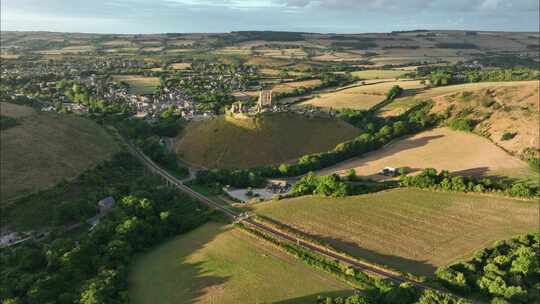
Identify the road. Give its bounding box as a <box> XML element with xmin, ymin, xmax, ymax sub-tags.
<box><xmin>122</xmin><ymin>138</ymin><xmax>456</xmax><ymax>295</ymax></box>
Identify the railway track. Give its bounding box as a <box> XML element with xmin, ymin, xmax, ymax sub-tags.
<box><xmin>122</xmin><ymin>138</ymin><xmax>462</xmax><ymax>297</ymax></box>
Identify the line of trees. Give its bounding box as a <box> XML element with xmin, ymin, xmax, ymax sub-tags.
<box><xmin>0</xmin><ymin>176</ymin><xmax>211</xmax><ymax>304</ymax></box>
<box><xmin>399</xmin><ymin>168</ymin><xmax>539</xmax><ymax>198</ymax></box>
<box><xmin>435</xmin><ymin>233</ymin><xmax>539</xmax><ymax>303</ymax></box>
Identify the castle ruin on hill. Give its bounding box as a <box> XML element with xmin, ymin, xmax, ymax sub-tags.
<box><xmin>257</xmin><ymin>89</ymin><xmax>273</xmax><ymax>112</ymax></box>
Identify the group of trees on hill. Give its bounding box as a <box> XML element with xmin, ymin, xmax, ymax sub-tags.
<box><xmin>291</xmin><ymin>173</ymin><xmax>350</xmax><ymax>197</ymax></box>
<box><xmin>3</xmin><ymin>153</ymin><xmax>144</xmax><ymax>229</ymax></box>
<box><xmin>117</xmin><ymin>117</ymin><xmax>188</xmax><ymax>178</ymax></box>
<box><xmin>0</xmin><ymin>175</ymin><xmax>210</xmax><ymax>304</ymax></box>
<box><xmin>399</xmin><ymin>168</ymin><xmax>538</xmax><ymax>198</ymax></box>
<box><xmin>424</xmin><ymin>68</ymin><xmax>538</xmax><ymax>87</ymax></box>
<box><xmin>436</xmin><ymin>233</ymin><xmax>539</xmax><ymax>303</ymax></box>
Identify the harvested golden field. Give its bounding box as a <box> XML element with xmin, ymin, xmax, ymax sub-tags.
<box><xmin>111</xmin><ymin>75</ymin><xmax>160</xmax><ymax>94</ymax></box>
<box><xmin>170</xmin><ymin>62</ymin><xmax>191</xmax><ymax>70</ymax></box>
<box><xmin>0</xmin><ymin>102</ymin><xmax>120</xmax><ymax>204</ymax></box>
<box><xmin>317</xmin><ymin>127</ymin><xmax>533</xmax><ymax>181</ymax></box>
<box><xmin>299</xmin><ymin>80</ymin><xmax>425</xmax><ymax>110</ymax></box>
<box><xmin>102</xmin><ymin>39</ymin><xmax>134</xmax><ymax>46</ymax></box>
<box><xmin>140</xmin><ymin>47</ymin><xmax>163</xmax><ymax>52</ymax></box>
<box><xmin>351</xmin><ymin>69</ymin><xmax>406</xmax><ymax>80</ymax></box>
<box><xmin>175</xmin><ymin>113</ymin><xmax>359</xmax><ymax>169</ymax></box>
<box><xmin>129</xmin><ymin>223</ymin><xmax>351</xmax><ymax>304</ymax></box>
<box><xmin>257</xmin><ymin>48</ymin><xmax>308</xmax><ymax>59</ymax></box>
<box><xmin>255</xmin><ymin>188</ymin><xmax>538</xmax><ymax>277</ymax></box>
<box><xmin>36</xmin><ymin>45</ymin><xmax>95</xmax><ymax>55</ymax></box>
<box><xmin>272</xmin><ymin>79</ymin><xmax>322</xmax><ymax>93</ymax></box>
<box><xmin>312</xmin><ymin>52</ymin><xmax>363</xmax><ymax>62</ymax></box>
<box><xmin>382</xmin><ymin>81</ymin><xmax>540</xmax><ymax>157</ymax></box>
<box><xmin>244</xmin><ymin>56</ymin><xmax>290</xmax><ymax>67</ymax></box>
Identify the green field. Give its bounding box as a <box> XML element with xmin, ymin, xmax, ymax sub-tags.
<box><xmin>129</xmin><ymin>222</ymin><xmax>352</xmax><ymax>304</ymax></box>
<box><xmin>112</xmin><ymin>75</ymin><xmax>160</xmax><ymax>94</ymax></box>
<box><xmin>254</xmin><ymin>188</ymin><xmax>538</xmax><ymax>277</ymax></box>
<box><xmin>0</xmin><ymin>102</ymin><xmax>120</xmax><ymax>204</ymax></box>
<box><xmin>175</xmin><ymin>113</ymin><xmax>360</xmax><ymax>169</ymax></box>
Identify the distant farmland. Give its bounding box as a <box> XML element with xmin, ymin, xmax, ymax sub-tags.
<box><xmin>175</xmin><ymin>113</ymin><xmax>359</xmax><ymax>169</ymax></box>
<box><xmin>255</xmin><ymin>188</ymin><xmax>538</xmax><ymax>277</ymax></box>
<box><xmin>129</xmin><ymin>223</ymin><xmax>352</xmax><ymax>304</ymax></box>
<box><xmin>112</xmin><ymin>75</ymin><xmax>160</xmax><ymax>95</ymax></box>
<box><xmin>351</xmin><ymin>69</ymin><xmax>406</xmax><ymax>80</ymax></box>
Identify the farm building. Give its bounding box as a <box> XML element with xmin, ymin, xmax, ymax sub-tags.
<box><xmin>98</xmin><ymin>196</ymin><xmax>115</xmax><ymax>215</ymax></box>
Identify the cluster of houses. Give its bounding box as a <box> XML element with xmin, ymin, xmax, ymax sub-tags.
<box><xmin>229</xmin><ymin>89</ymin><xmax>337</xmax><ymax>119</ymax></box>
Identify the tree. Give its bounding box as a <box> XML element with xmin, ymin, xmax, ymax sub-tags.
<box><xmin>346</xmin><ymin>169</ymin><xmax>357</xmax><ymax>181</ymax></box>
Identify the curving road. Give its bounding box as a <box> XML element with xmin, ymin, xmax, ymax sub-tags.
<box><xmin>122</xmin><ymin>137</ymin><xmax>461</xmax><ymax>297</ymax></box>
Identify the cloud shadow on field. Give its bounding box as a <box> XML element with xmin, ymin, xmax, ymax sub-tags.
<box><xmin>316</xmin><ymin>234</ymin><xmax>437</xmax><ymax>277</ymax></box>
<box><xmin>452</xmin><ymin>166</ymin><xmax>490</xmax><ymax>177</ymax></box>
<box><xmin>259</xmin><ymin>217</ymin><xmax>438</xmax><ymax>277</ymax></box>
<box><xmin>129</xmin><ymin>223</ymin><xmax>232</xmax><ymax>304</ymax></box>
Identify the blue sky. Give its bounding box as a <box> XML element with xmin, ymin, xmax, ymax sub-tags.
<box><xmin>2</xmin><ymin>0</ymin><xmax>539</xmax><ymax>33</ymax></box>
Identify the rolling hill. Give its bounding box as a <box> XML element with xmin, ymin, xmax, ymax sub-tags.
<box><xmin>381</xmin><ymin>80</ymin><xmax>540</xmax><ymax>158</ymax></box>
<box><xmin>0</xmin><ymin>102</ymin><xmax>120</xmax><ymax>204</ymax></box>
<box><xmin>175</xmin><ymin>113</ymin><xmax>360</xmax><ymax>169</ymax></box>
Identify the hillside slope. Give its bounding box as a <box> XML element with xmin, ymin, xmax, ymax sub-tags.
<box><xmin>317</xmin><ymin>127</ymin><xmax>533</xmax><ymax>182</ymax></box>
<box><xmin>0</xmin><ymin>102</ymin><xmax>120</xmax><ymax>204</ymax></box>
<box><xmin>382</xmin><ymin>81</ymin><xmax>539</xmax><ymax>157</ymax></box>
<box><xmin>175</xmin><ymin>113</ymin><xmax>360</xmax><ymax>169</ymax></box>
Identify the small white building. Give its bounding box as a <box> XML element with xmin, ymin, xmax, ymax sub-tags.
<box><xmin>379</xmin><ymin>167</ymin><xmax>398</xmax><ymax>176</ymax></box>
<box><xmin>98</xmin><ymin>197</ymin><xmax>115</xmax><ymax>215</ymax></box>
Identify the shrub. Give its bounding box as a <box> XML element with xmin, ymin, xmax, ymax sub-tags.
<box><xmin>501</xmin><ymin>132</ymin><xmax>517</xmax><ymax>141</ymax></box>
<box><xmin>449</xmin><ymin>118</ymin><xmax>475</xmax><ymax>132</ymax></box>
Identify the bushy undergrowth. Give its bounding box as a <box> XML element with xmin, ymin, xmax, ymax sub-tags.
<box><xmin>436</xmin><ymin>233</ymin><xmax>539</xmax><ymax>303</ymax></box>
<box><xmin>399</xmin><ymin>168</ymin><xmax>538</xmax><ymax>198</ymax></box>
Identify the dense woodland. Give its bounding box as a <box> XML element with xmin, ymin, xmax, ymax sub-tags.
<box><xmin>0</xmin><ymin>160</ymin><xmax>212</xmax><ymax>304</ymax></box>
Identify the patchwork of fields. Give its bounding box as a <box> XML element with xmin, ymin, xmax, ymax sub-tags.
<box><xmin>298</xmin><ymin>80</ymin><xmax>425</xmax><ymax>110</ymax></box>
<box><xmin>129</xmin><ymin>222</ymin><xmax>352</xmax><ymax>304</ymax></box>
<box><xmin>255</xmin><ymin>188</ymin><xmax>538</xmax><ymax>277</ymax></box>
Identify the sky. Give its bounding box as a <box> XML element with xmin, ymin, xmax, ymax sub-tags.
<box><xmin>1</xmin><ymin>0</ymin><xmax>539</xmax><ymax>34</ymax></box>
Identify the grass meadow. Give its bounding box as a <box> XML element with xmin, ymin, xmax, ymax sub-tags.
<box><xmin>254</xmin><ymin>188</ymin><xmax>538</xmax><ymax>277</ymax></box>
<box><xmin>129</xmin><ymin>222</ymin><xmax>352</xmax><ymax>304</ymax></box>
<box><xmin>0</xmin><ymin>102</ymin><xmax>120</xmax><ymax>204</ymax></box>
<box><xmin>299</xmin><ymin>80</ymin><xmax>424</xmax><ymax>110</ymax></box>
<box><xmin>351</xmin><ymin>70</ymin><xmax>406</xmax><ymax>80</ymax></box>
